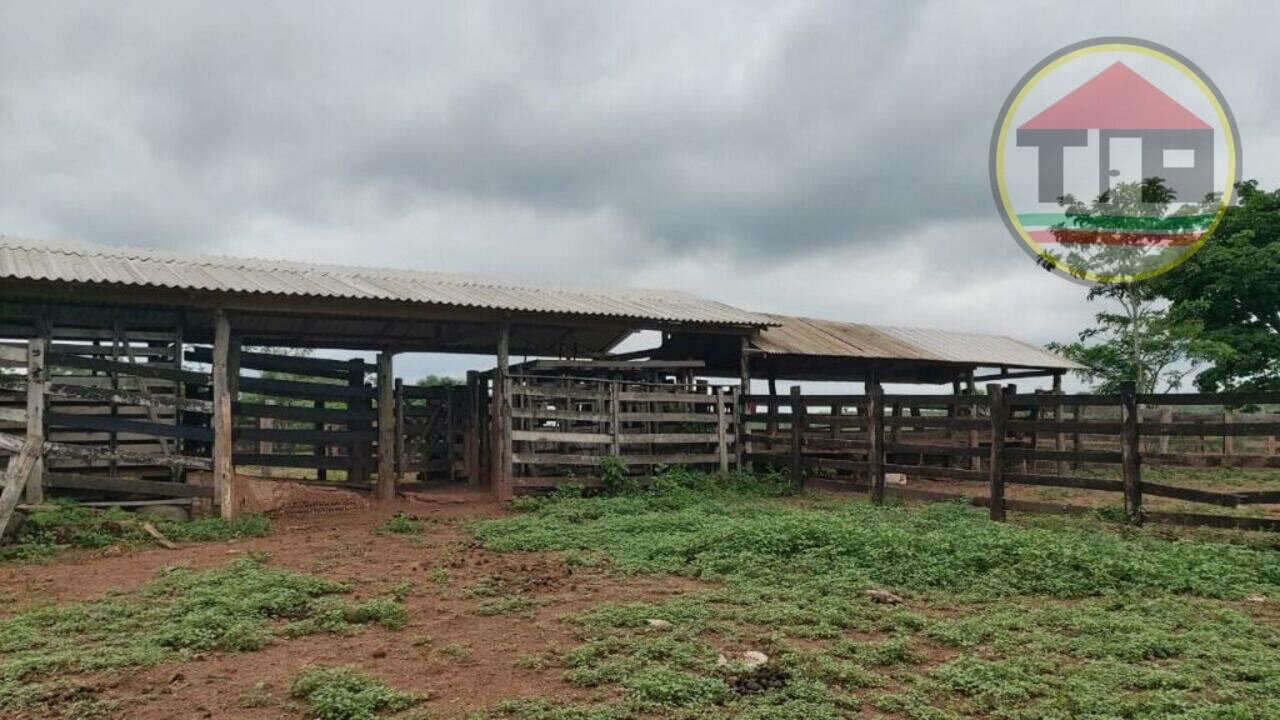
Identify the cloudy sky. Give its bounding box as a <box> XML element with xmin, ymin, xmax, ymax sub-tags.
<box><xmin>1</xmin><ymin>1</ymin><xmax>1276</xmax><ymax>384</ymax></box>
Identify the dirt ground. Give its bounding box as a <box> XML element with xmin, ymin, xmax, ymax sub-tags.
<box><xmin>0</xmin><ymin>488</ymin><xmax>709</xmax><ymax>719</ymax></box>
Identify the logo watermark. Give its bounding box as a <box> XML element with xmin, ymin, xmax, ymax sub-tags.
<box><xmin>990</xmin><ymin>38</ymin><xmax>1240</xmax><ymax>284</ymax></box>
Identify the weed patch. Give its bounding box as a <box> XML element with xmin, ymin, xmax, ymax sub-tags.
<box><xmin>291</xmin><ymin>665</ymin><xmax>420</xmax><ymax>720</ymax></box>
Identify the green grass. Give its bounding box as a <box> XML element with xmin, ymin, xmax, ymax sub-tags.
<box><xmin>0</xmin><ymin>555</ymin><xmax>406</xmax><ymax>717</ymax></box>
<box><xmin>476</xmin><ymin>469</ymin><xmax>1280</xmax><ymax>719</ymax></box>
<box><xmin>1</xmin><ymin>502</ymin><xmax>270</xmax><ymax>561</ymax></box>
<box><xmin>291</xmin><ymin>665</ymin><xmax>421</xmax><ymax>720</ymax></box>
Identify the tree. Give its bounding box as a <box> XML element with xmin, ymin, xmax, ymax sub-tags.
<box><xmin>1048</xmin><ymin>282</ymin><xmax>1200</xmax><ymax>394</ymax></box>
<box><xmin>1151</xmin><ymin>181</ymin><xmax>1280</xmax><ymax>392</ymax></box>
<box><xmin>415</xmin><ymin>374</ymin><xmax>461</xmax><ymax>388</ymax></box>
<box><xmin>1046</xmin><ymin>179</ymin><xmax>1205</xmax><ymax>393</ymax></box>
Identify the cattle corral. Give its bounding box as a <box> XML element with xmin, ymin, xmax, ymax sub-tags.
<box><xmin>2</xmin><ymin>239</ymin><xmax>1280</xmax><ymax>720</ymax></box>
<box><xmin>1</xmin><ymin>238</ymin><xmax>1278</xmax><ymax>535</ymax></box>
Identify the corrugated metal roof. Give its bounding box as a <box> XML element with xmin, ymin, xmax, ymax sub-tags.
<box><xmin>0</xmin><ymin>238</ymin><xmax>772</xmax><ymax>326</ymax></box>
<box><xmin>754</xmin><ymin>314</ymin><xmax>1080</xmax><ymax>370</ymax></box>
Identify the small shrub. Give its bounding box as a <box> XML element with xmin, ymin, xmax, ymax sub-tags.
<box><xmin>380</xmin><ymin>514</ymin><xmax>423</xmax><ymax>535</ymax></box>
<box><xmin>290</xmin><ymin>666</ymin><xmax>419</xmax><ymax>720</ymax></box>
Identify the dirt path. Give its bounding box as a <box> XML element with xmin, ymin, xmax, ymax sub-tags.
<box><xmin>1</xmin><ymin>490</ymin><xmax>711</xmax><ymax>719</ymax></box>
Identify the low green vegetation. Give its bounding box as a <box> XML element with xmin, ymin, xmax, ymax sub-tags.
<box><xmin>1</xmin><ymin>502</ymin><xmax>270</xmax><ymax>561</ymax></box>
<box><xmin>0</xmin><ymin>556</ymin><xmax>406</xmax><ymax>717</ymax></box>
<box><xmin>380</xmin><ymin>513</ymin><xmax>425</xmax><ymax>535</ymax></box>
<box><xmin>291</xmin><ymin>665</ymin><xmax>421</xmax><ymax>720</ymax></box>
<box><xmin>476</xmin><ymin>468</ymin><xmax>1280</xmax><ymax>719</ymax></box>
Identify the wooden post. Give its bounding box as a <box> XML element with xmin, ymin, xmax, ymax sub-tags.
<box><xmin>24</xmin><ymin>323</ymin><xmax>49</xmax><ymax>504</ymax></box>
<box><xmin>609</xmin><ymin>381</ymin><xmax>621</xmax><ymax>457</ymax></box>
<box><xmin>966</xmin><ymin>372</ymin><xmax>980</xmax><ymax>471</ymax></box>
<box><xmin>1158</xmin><ymin>406</ymin><xmax>1172</xmax><ymax>454</ymax></box>
<box><xmin>376</xmin><ymin>351</ymin><xmax>396</xmax><ymax>502</ymax></box>
<box><xmin>987</xmin><ymin>383</ymin><xmax>1009</xmax><ymax>521</ymax></box>
<box><xmin>465</xmin><ymin>370</ymin><xmax>481</xmax><ymax>486</ymax></box>
<box><xmin>492</xmin><ymin>322</ymin><xmax>512</xmax><ymax>500</ymax></box>
<box><xmin>737</xmin><ymin>338</ymin><xmax>750</xmax><ymax>470</ymax></box>
<box><xmin>716</xmin><ymin>388</ymin><xmax>729</xmax><ymax>474</ymax></box>
<box><xmin>1052</xmin><ymin>373</ymin><xmax>1065</xmax><ymax>475</ymax></box>
<box><xmin>212</xmin><ymin>311</ymin><xmax>237</xmax><ymax>519</ymax></box>
<box><xmin>347</xmin><ymin>358</ymin><xmax>370</xmax><ymax>485</ymax></box>
<box><xmin>171</xmin><ymin>321</ymin><xmax>186</xmax><ymax>485</ymax></box>
<box><xmin>867</xmin><ymin>371</ymin><xmax>885</xmax><ymax>503</ymax></box>
<box><xmin>789</xmin><ymin>385</ymin><xmax>804</xmax><ymax>488</ymax></box>
<box><xmin>1224</xmin><ymin>410</ymin><xmax>1235</xmax><ymax>456</ymax></box>
<box><xmin>0</xmin><ymin>439</ymin><xmax>42</xmax><ymax>538</ymax></box>
<box><xmin>313</xmin><ymin>399</ymin><xmax>327</xmax><ymax>482</ymax></box>
<box><xmin>767</xmin><ymin>375</ymin><xmax>779</xmax><ymax>440</ymax></box>
<box><xmin>394</xmin><ymin>378</ymin><xmax>405</xmax><ymax>477</ymax></box>
<box><xmin>1071</xmin><ymin>403</ymin><xmax>1084</xmax><ymax>470</ymax></box>
<box><xmin>1119</xmin><ymin>381</ymin><xmax>1143</xmax><ymax>523</ymax></box>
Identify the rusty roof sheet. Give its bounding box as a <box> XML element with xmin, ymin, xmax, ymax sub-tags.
<box><xmin>0</xmin><ymin>238</ymin><xmax>772</xmax><ymax>326</ymax></box>
<box><xmin>754</xmin><ymin>314</ymin><xmax>1080</xmax><ymax>370</ymax></box>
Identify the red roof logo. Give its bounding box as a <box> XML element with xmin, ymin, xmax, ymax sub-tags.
<box><xmin>1019</xmin><ymin>62</ymin><xmax>1210</xmax><ymax>131</ymax></box>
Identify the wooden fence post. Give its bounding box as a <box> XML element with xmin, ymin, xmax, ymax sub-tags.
<box><xmin>465</xmin><ymin>370</ymin><xmax>481</xmax><ymax>486</ymax></box>
<box><xmin>1224</xmin><ymin>410</ymin><xmax>1235</xmax><ymax>456</ymax></box>
<box><xmin>394</xmin><ymin>378</ymin><xmax>405</xmax><ymax>477</ymax></box>
<box><xmin>492</xmin><ymin>322</ymin><xmax>512</xmax><ymax>501</ymax></box>
<box><xmin>987</xmin><ymin>383</ymin><xmax>1008</xmax><ymax>521</ymax></box>
<box><xmin>313</xmin><ymin>399</ymin><xmax>327</xmax><ymax>482</ymax></box>
<box><xmin>1158</xmin><ymin>406</ymin><xmax>1172</xmax><ymax>454</ymax></box>
<box><xmin>867</xmin><ymin>378</ymin><xmax>885</xmax><ymax>503</ymax></box>
<box><xmin>24</xmin><ymin>325</ymin><xmax>49</xmax><ymax>504</ymax></box>
<box><xmin>212</xmin><ymin>311</ymin><xmax>237</xmax><ymax>519</ymax></box>
<box><xmin>1119</xmin><ymin>381</ymin><xmax>1143</xmax><ymax>522</ymax></box>
<box><xmin>347</xmin><ymin>358</ymin><xmax>370</xmax><ymax>486</ymax></box>
<box><xmin>789</xmin><ymin>385</ymin><xmax>804</xmax><ymax>489</ymax></box>
<box><xmin>738</xmin><ymin>338</ymin><xmax>750</xmax><ymax>471</ymax></box>
<box><xmin>609</xmin><ymin>381</ymin><xmax>621</xmax><ymax>457</ymax></box>
<box><xmin>376</xmin><ymin>352</ymin><xmax>396</xmax><ymax>502</ymax></box>
<box><xmin>716</xmin><ymin>388</ymin><xmax>729</xmax><ymax>474</ymax></box>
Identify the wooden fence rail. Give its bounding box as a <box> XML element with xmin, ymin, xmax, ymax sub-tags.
<box><xmin>741</xmin><ymin>382</ymin><xmax>1280</xmax><ymax>532</ymax></box>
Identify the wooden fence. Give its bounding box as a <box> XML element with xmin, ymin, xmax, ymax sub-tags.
<box><xmin>507</xmin><ymin>374</ymin><xmax>737</xmax><ymax>490</ymax></box>
<box><xmin>743</xmin><ymin>382</ymin><xmax>1280</xmax><ymax>532</ymax></box>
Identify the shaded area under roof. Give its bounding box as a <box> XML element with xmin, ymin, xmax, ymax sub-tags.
<box><xmin>653</xmin><ymin>314</ymin><xmax>1080</xmax><ymax>384</ymax></box>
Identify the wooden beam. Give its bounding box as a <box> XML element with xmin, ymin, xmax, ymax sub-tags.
<box><xmin>25</xmin><ymin>319</ymin><xmax>50</xmax><ymax>503</ymax></box>
<box><xmin>0</xmin><ymin>438</ymin><xmax>41</xmax><ymax>538</ymax></box>
<box><xmin>212</xmin><ymin>311</ymin><xmax>237</xmax><ymax>519</ymax></box>
<box><xmin>376</xmin><ymin>351</ymin><xmax>396</xmax><ymax>501</ymax></box>
<box><xmin>493</xmin><ymin>321</ymin><xmax>512</xmax><ymax>501</ymax></box>
<box><xmin>866</xmin><ymin>369</ymin><xmax>885</xmax><ymax>503</ymax></box>
<box><xmin>987</xmin><ymin>383</ymin><xmax>1008</xmax><ymax>521</ymax></box>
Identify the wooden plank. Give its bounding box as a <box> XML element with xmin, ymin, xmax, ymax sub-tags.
<box><xmin>238</xmin><ymin>375</ymin><xmax>375</xmax><ymax>401</ymax></box>
<box><xmin>1141</xmin><ymin>481</ymin><xmax>1241</xmax><ymax>507</ymax></box>
<box><xmin>5</xmin><ymin>378</ymin><xmax>215</xmax><ymax>413</ymax></box>
<box><xmin>186</xmin><ymin>346</ymin><xmax>374</xmax><ymax>380</ymax></box>
<box><xmin>1234</xmin><ymin>491</ymin><xmax>1280</xmax><ymax>505</ymax></box>
<box><xmin>1140</xmin><ymin>421</ymin><xmax>1280</xmax><ymax>436</ymax></box>
<box><xmin>885</xmin><ymin>416</ymin><xmax>989</xmax><ymax>430</ymax></box>
<box><xmin>885</xmin><ymin>442</ymin><xmax>986</xmax><ymax>458</ymax></box>
<box><xmin>376</xmin><ymin>351</ymin><xmax>396</xmax><ymax>502</ymax></box>
<box><xmin>617</xmin><ymin>390</ymin><xmax>720</xmax><ymax>404</ymax></box>
<box><xmin>1005</xmin><ymin>471</ymin><xmax>1125</xmax><ymax>492</ymax></box>
<box><xmin>987</xmin><ymin>384</ymin><xmax>1008</xmax><ymax>521</ymax></box>
<box><xmin>46</xmin><ymin>412</ymin><xmax>213</xmax><ymax>442</ymax></box>
<box><xmin>0</xmin><ymin>407</ymin><xmax>26</xmax><ymax>424</ymax></box>
<box><xmin>716</xmin><ymin>388</ymin><xmax>728</xmax><ymax>473</ymax></box>
<box><xmin>511</xmin><ymin>452</ymin><xmax>721</xmax><ymax>466</ymax></box>
<box><xmin>804</xmin><ymin>456</ymin><xmax>869</xmax><ymax>472</ymax></box>
<box><xmin>43</xmin><ymin>471</ymin><xmax>214</xmax><ymax>498</ymax></box>
<box><xmin>234</xmin><ymin>427</ymin><xmax>377</xmax><ymax>443</ymax></box>
<box><xmin>512</xmin><ymin>430</ymin><xmax>611</xmax><ymax>444</ymax></box>
<box><xmin>790</xmin><ymin>386</ymin><xmax>803</xmax><ymax>489</ymax></box>
<box><xmin>867</xmin><ymin>380</ymin><xmax>885</xmax><ymax>502</ymax></box>
<box><xmin>510</xmin><ymin>385</ymin><xmax>609</xmax><ymax>401</ymax></box>
<box><xmin>233</xmin><ymin>453</ymin><xmax>373</xmax><ymax>472</ymax></box>
<box><xmin>0</xmin><ymin>432</ymin><xmax>211</xmax><ymax>469</ymax></box>
<box><xmin>511</xmin><ymin>407</ymin><xmax>611</xmax><ymax>423</ymax></box>
<box><xmin>212</xmin><ymin>312</ymin><xmax>236</xmax><ymax>518</ymax></box>
<box><xmin>1008</xmin><ymin>419</ymin><xmax>1125</xmax><ymax>434</ymax></box>
<box><xmin>0</xmin><ymin>438</ymin><xmax>41</xmax><ymax>537</ymax></box>
<box><xmin>620</xmin><ymin>432</ymin><xmax>723</xmax><ymax>445</ymax></box>
<box><xmin>0</xmin><ymin>344</ymin><xmax>28</xmax><ymax>365</ymax></box>
<box><xmin>1004</xmin><ymin>447</ymin><xmax>1123</xmax><ymax>463</ymax></box>
<box><xmin>884</xmin><ymin>463</ymin><xmax>987</xmax><ymax>482</ymax></box>
<box><xmin>233</xmin><ymin>401</ymin><xmax>375</xmax><ymax>424</ymax></box>
<box><xmin>48</xmin><ymin>351</ymin><xmax>211</xmax><ymax>385</ymax></box>
<box><xmin>1119</xmin><ymin>382</ymin><xmax>1142</xmax><ymax>520</ymax></box>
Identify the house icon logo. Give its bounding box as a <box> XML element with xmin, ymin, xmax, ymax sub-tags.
<box><xmin>990</xmin><ymin>38</ymin><xmax>1240</xmax><ymax>284</ymax></box>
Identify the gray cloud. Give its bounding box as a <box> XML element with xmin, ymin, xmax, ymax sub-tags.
<box><xmin>1</xmin><ymin>0</ymin><xmax>1278</xmax><ymax>385</ymax></box>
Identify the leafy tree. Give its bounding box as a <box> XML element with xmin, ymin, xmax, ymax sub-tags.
<box><xmin>415</xmin><ymin>374</ymin><xmax>461</xmax><ymax>388</ymax></box>
<box><xmin>1150</xmin><ymin>181</ymin><xmax>1280</xmax><ymax>392</ymax></box>
<box><xmin>1047</xmin><ymin>283</ymin><xmax>1200</xmax><ymax>393</ymax></box>
<box><xmin>1047</xmin><ymin>179</ymin><xmax>1206</xmax><ymax>392</ymax></box>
